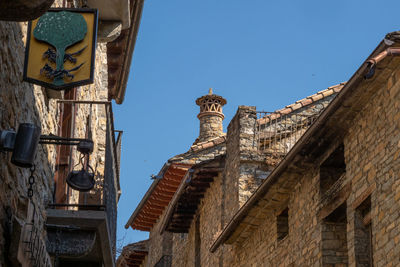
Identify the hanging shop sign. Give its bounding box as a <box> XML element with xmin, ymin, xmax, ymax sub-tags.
<box><xmin>23</xmin><ymin>8</ymin><xmax>98</xmax><ymax>90</ymax></box>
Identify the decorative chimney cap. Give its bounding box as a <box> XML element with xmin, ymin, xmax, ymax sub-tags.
<box><xmin>196</xmin><ymin>88</ymin><xmax>227</xmax><ymax>119</ymax></box>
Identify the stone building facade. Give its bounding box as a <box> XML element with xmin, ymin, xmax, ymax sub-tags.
<box><xmin>0</xmin><ymin>0</ymin><xmax>143</xmax><ymax>266</ymax></box>
<box><xmin>122</xmin><ymin>32</ymin><xmax>400</xmax><ymax>267</ymax></box>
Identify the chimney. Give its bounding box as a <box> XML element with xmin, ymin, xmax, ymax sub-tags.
<box><xmin>195</xmin><ymin>88</ymin><xmax>227</xmax><ymax>143</ymax></box>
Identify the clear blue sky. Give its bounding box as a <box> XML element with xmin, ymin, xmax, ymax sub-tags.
<box><xmin>113</xmin><ymin>0</ymin><xmax>400</xmax><ymax>246</ymax></box>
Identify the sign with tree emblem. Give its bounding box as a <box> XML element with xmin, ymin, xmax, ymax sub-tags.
<box><xmin>23</xmin><ymin>9</ymin><xmax>98</xmax><ymax>90</ymax></box>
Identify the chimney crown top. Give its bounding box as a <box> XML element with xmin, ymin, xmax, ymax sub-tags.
<box><xmin>196</xmin><ymin>88</ymin><xmax>227</xmax><ymax>119</ymax></box>
<box><xmin>194</xmin><ymin>89</ymin><xmax>227</xmax><ymax>143</ymax></box>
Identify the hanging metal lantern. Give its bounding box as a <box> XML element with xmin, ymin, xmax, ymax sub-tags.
<box><xmin>66</xmin><ymin>153</ymin><xmax>95</xmax><ymax>192</ymax></box>
<box><xmin>11</xmin><ymin>123</ymin><xmax>41</xmax><ymax>168</ymax></box>
<box><xmin>66</xmin><ymin>169</ymin><xmax>95</xmax><ymax>192</ymax></box>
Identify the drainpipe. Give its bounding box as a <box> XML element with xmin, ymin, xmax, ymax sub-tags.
<box><xmin>365</xmin><ymin>47</ymin><xmax>400</xmax><ymax>79</ymax></box>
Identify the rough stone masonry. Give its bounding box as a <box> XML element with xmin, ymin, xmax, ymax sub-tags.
<box><xmin>0</xmin><ymin>0</ymin><xmax>110</xmax><ymax>265</ymax></box>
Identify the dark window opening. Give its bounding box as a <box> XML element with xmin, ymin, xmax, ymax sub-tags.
<box><xmin>320</xmin><ymin>144</ymin><xmax>346</xmax><ymax>196</ymax></box>
<box><xmin>322</xmin><ymin>203</ymin><xmax>348</xmax><ymax>265</ymax></box>
<box><xmin>277</xmin><ymin>208</ymin><xmax>289</xmax><ymax>241</ymax></box>
<box><xmin>355</xmin><ymin>196</ymin><xmax>373</xmax><ymax>267</ymax></box>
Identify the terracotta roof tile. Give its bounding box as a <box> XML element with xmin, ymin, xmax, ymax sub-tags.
<box><xmin>310</xmin><ymin>93</ymin><xmax>324</xmax><ymax>102</ymax></box>
<box><xmin>258</xmin><ymin>83</ymin><xmax>346</xmax><ymax>125</ymax></box>
<box><xmin>190</xmin><ymin>134</ymin><xmax>226</xmax><ymax>152</ymax></box>
<box><xmin>290</xmin><ymin>102</ymin><xmax>303</xmax><ymax>110</ymax></box>
<box><xmin>300</xmin><ymin>98</ymin><xmax>313</xmax><ymax>106</ymax></box>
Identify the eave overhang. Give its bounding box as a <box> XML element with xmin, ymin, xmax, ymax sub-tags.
<box><xmin>117</xmin><ymin>239</ymin><xmax>149</xmax><ymax>267</ymax></box>
<box><xmin>107</xmin><ymin>0</ymin><xmax>144</xmax><ymax>104</ymax></box>
<box><xmin>125</xmin><ymin>163</ymin><xmax>191</xmax><ymax>231</ymax></box>
<box><xmin>160</xmin><ymin>156</ymin><xmax>225</xmax><ymax>234</ymax></box>
<box><xmin>211</xmin><ymin>38</ymin><xmax>396</xmax><ymax>252</ymax></box>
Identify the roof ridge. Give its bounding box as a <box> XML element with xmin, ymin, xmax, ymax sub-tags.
<box><xmin>190</xmin><ymin>135</ymin><xmax>227</xmax><ymax>152</ymax></box>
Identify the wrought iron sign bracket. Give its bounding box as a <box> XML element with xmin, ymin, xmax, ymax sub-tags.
<box><xmin>39</xmin><ymin>135</ymin><xmax>94</xmax><ymax>154</ymax></box>
<box><xmin>1</xmin><ymin>123</ymin><xmax>96</xmax><ymax>193</ymax></box>
<box><xmin>0</xmin><ymin>125</ymin><xmax>93</xmax><ymax>168</ymax></box>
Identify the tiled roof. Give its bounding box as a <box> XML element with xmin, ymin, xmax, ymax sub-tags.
<box><xmin>190</xmin><ymin>135</ymin><xmax>226</xmax><ymax>152</ymax></box>
<box><xmin>160</xmin><ymin>156</ymin><xmax>225</xmax><ymax>233</ymax></box>
<box><xmin>258</xmin><ymin>83</ymin><xmax>345</xmax><ymax>124</ymax></box>
<box><xmin>107</xmin><ymin>0</ymin><xmax>144</xmax><ymax>104</ymax></box>
<box><xmin>117</xmin><ymin>239</ymin><xmax>149</xmax><ymax>267</ymax></box>
<box><xmin>126</xmin><ymin>135</ymin><xmax>227</xmax><ymax>232</ymax></box>
<box><xmin>126</xmin><ymin>163</ymin><xmax>191</xmax><ymax>231</ymax></box>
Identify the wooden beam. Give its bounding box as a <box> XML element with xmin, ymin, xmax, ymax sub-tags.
<box><xmin>158</xmin><ymin>183</ymin><xmax>179</xmax><ymax>192</ymax></box>
<box><xmin>170</xmin><ymin>221</ymin><xmax>192</xmax><ymax>227</ymax></box>
<box><xmin>147</xmin><ymin>203</ymin><xmax>166</xmax><ymax>210</ymax></box>
<box><xmin>165</xmin><ymin>170</ymin><xmax>187</xmax><ymax>177</ymax></box>
<box><xmin>175</xmin><ymin>208</ymin><xmax>198</xmax><ymax>214</ymax></box>
<box><xmin>126</xmin><ymin>258</ymin><xmax>145</xmax><ymax>264</ymax></box>
<box><xmin>136</xmin><ymin>214</ymin><xmax>157</xmax><ymax>223</ymax></box>
<box><xmin>162</xmin><ymin>179</ymin><xmax>181</xmax><ymax>187</ymax></box>
<box><xmin>148</xmin><ymin>196</ymin><xmax>170</xmax><ymax>205</ymax></box>
<box><xmin>192</xmin><ymin>177</ymin><xmax>214</xmax><ymax>183</ymax></box>
<box><xmin>138</xmin><ymin>209</ymin><xmax>159</xmax><ymax>217</ymax></box>
<box><xmin>159</xmin><ymin>172</ymin><xmax>189</xmax><ymax>235</ymax></box>
<box><xmin>168</xmin><ymin>228</ymin><xmax>189</xmax><ymax>233</ymax></box>
<box><xmin>141</xmin><ymin>206</ymin><xmax>163</xmax><ymax>214</ymax></box>
<box><xmin>184</xmin><ymin>195</ymin><xmax>204</xmax><ymax>200</ymax></box>
<box><xmin>135</xmin><ymin>221</ymin><xmax>154</xmax><ymax>228</ymax></box>
<box><xmin>132</xmin><ymin>225</ymin><xmax>151</xmax><ymax>231</ymax></box>
<box><xmin>172</xmin><ymin>213</ymin><xmax>195</xmax><ymax>218</ymax></box>
<box><xmin>174</xmin><ymin>209</ymin><xmax>197</xmax><ymax>215</ymax></box>
<box><xmin>127</xmin><ymin>251</ymin><xmax>147</xmax><ymax>257</ymax></box>
<box><xmin>186</xmin><ymin>185</ymin><xmax>209</xmax><ymax>192</ymax></box>
<box><xmin>153</xmin><ymin>191</ymin><xmax>174</xmax><ymax>199</ymax></box>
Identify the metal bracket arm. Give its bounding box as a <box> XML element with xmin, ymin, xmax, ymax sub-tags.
<box><xmin>39</xmin><ymin>134</ymin><xmax>93</xmax><ymax>154</ymax></box>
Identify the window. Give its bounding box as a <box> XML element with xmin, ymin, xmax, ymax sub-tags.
<box><xmin>354</xmin><ymin>196</ymin><xmax>373</xmax><ymax>266</ymax></box>
<box><xmin>320</xmin><ymin>144</ymin><xmax>346</xmax><ymax>197</ymax></box>
<box><xmin>322</xmin><ymin>203</ymin><xmax>348</xmax><ymax>265</ymax></box>
<box><xmin>277</xmin><ymin>208</ymin><xmax>289</xmax><ymax>241</ymax></box>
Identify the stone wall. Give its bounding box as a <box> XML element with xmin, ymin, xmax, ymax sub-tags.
<box><xmin>344</xmin><ymin>64</ymin><xmax>400</xmax><ymax>266</ymax></box>
<box><xmin>171</xmin><ymin>173</ymin><xmax>224</xmax><ymax>267</ymax></box>
<box><xmin>216</xmin><ymin>61</ymin><xmax>400</xmax><ymax>266</ymax></box>
<box><xmin>225</xmin><ymin>165</ymin><xmax>321</xmax><ymax>267</ymax></box>
<box><xmin>0</xmin><ymin>1</ymin><xmax>110</xmax><ymax>265</ymax></box>
<box><xmin>224</xmin><ymin>106</ymin><xmax>265</xmax><ymax>222</ymax></box>
<box><xmin>0</xmin><ymin>18</ymin><xmax>58</xmax><ymax>266</ymax></box>
<box><xmin>223</xmin><ymin>107</ymin><xmax>241</xmax><ymax>223</ymax></box>
<box><xmin>147</xmin><ymin>206</ymin><xmax>173</xmax><ymax>267</ymax></box>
